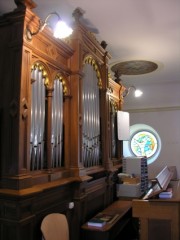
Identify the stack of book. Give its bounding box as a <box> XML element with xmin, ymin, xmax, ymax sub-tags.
<box><xmin>159</xmin><ymin>188</ymin><xmax>173</xmax><ymax>199</ymax></box>
<box><xmin>87</xmin><ymin>213</ymin><xmax>119</xmax><ymax>227</ymax></box>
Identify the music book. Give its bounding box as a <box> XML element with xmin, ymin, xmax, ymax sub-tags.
<box><xmin>87</xmin><ymin>213</ymin><xmax>119</xmax><ymax>227</ymax></box>
<box><xmin>159</xmin><ymin>187</ymin><xmax>173</xmax><ymax>199</ymax></box>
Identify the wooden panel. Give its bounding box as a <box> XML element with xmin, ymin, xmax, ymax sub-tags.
<box><xmin>0</xmin><ymin>180</ymin><xmax>74</xmax><ymax>240</ymax></box>
<box><xmin>148</xmin><ymin>219</ymin><xmax>171</xmax><ymax>240</ymax></box>
<box><xmin>133</xmin><ymin>201</ymin><xmax>178</xmax><ymax>219</ymax></box>
<box><xmin>133</xmin><ymin>199</ymin><xmax>180</xmax><ymax>240</ymax></box>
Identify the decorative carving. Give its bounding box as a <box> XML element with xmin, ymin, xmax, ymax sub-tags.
<box><xmin>110</xmin><ymin>99</ymin><xmax>118</xmax><ymax>112</ymax></box>
<box><xmin>113</xmin><ymin>69</ymin><xmax>122</xmax><ymax>84</ymax></box>
<box><xmin>55</xmin><ymin>73</ymin><xmax>68</xmax><ymax>95</ymax></box>
<box><xmin>72</xmin><ymin>7</ymin><xmax>99</xmax><ymax>34</ymax></box>
<box><xmin>83</xmin><ymin>56</ymin><xmax>102</xmax><ymax>89</ymax></box>
<box><xmin>31</xmin><ymin>62</ymin><xmax>49</xmax><ymax>86</ymax></box>
<box><xmin>100</xmin><ymin>41</ymin><xmax>108</xmax><ymax>50</ymax></box>
<box><xmin>22</xmin><ymin>98</ymin><xmax>28</xmax><ymax>119</ymax></box>
<box><xmin>14</xmin><ymin>0</ymin><xmax>37</xmax><ymax>9</ymax></box>
<box><xmin>72</xmin><ymin>7</ymin><xmax>85</xmax><ymax>22</ymax></box>
<box><xmin>107</xmin><ymin>87</ymin><xmax>113</xmax><ymax>94</ymax></box>
<box><xmin>49</xmin><ymin>46</ymin><xmax>58</xmax><ymax>59</ymax></box>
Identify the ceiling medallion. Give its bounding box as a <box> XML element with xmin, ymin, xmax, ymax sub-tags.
<box><xmin>111</xmin><ymin>60</ymin><xmax>158</xmax><ymax>75</ymax></box>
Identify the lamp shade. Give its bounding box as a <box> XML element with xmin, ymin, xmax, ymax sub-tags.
<box><xmin>117</xmin><ymin>111</ymin><xmax>130</xmax><ymax>140</ymax></box>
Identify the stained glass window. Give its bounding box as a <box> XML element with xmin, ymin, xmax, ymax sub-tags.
<box><xmin>130</xmin><ymin>131</ymin><xmax>158</xmax><ymax>158</ymax></box>
<box><xmin>123</xmin><ymin>124</ymin><xmax>161</xmax><ymax>164</ymax></box>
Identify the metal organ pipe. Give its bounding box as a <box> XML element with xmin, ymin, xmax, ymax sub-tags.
<box><xmin>82</xmin><ymin>63</ymin><xmax>101</xmax><ymax>168</ymax></box>
<box><xmin>30</xmin><ymin>65</ymin><xmax>64</xmax><ymax>171</ymax></box>
<box><xmin>51</xmin><ymin>79</ymin><xmax>63</xmax><ymax>168</ymax></box>
<box><xmin>30</xmin><ymin>66</ymin><xmax>45</xmax><ymax>170</ymax></box>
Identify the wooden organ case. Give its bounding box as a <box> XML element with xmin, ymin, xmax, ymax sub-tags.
<box><xmin>0</xmin><ymin>1</ymin><xmax>126</xmax><ymax>240</ymax></box>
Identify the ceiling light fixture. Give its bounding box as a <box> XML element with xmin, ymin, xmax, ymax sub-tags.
<box><xmin>26</xmin><ymin>12</ymin><xmax>73</xmax><ymax>40</ymax></box>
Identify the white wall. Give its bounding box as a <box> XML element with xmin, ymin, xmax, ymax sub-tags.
<box><xmin>122</xmin><ymin>80</ymin><xmax>180</xmax><ymax>179</ymax></box>
<box><xmin>123</xmin><ymin>82</ymin><xmax>180</xmax><ymax>110</ymax></box>
<box><xmin>124</xmin><ymin>108</ymin><xmax>180</xmax><ymax>179</ymax></box>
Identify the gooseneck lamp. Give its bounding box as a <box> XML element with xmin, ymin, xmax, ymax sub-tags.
<box><xmin>26</xmin><ymin>12</ymin><xmax>73</xmax><ymax>40</ymax></box>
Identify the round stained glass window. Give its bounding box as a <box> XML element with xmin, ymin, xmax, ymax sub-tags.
<box><xmin>123</xmin><ymin>124</ymin><xmax>161</xmax><ymax>164</ymax></box>
<box><xmin>130</xmin><ymin>131</ymin><xmax>158</xmax><ymax>158</ymax></box>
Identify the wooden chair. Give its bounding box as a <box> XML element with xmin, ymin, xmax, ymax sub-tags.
<box><xmin>41</xmin><ymin>213</ymin><xmax>69</xmax><ymax>240</ymax></box>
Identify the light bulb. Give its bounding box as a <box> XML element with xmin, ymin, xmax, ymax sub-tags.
<box><xmin>135</xmin><ymin>89</ymin><xmax>143</xmax><ymax>97</ymax></box>
<box><xmin>53</xmin><ymin>20</ymin><xmax>73</xmax><ymax>39</ymax></box>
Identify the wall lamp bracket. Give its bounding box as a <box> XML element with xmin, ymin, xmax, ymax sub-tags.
<box><xmin>123</xmin><ymin>85</ymin><xmax>143</xmax><ymax>98</ymax></box>
<box><xmin>111</xmin><ymin>66</ymin><xmax>143</xmax><ymax>99</ymax></box>
<box><xmin>26</xmin><ymin>12</ymin><xmax>73</xmax><ymax>40</ymax></box>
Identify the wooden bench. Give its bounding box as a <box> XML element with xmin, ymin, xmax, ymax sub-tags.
<box><xmin>81</xmin><ymin>200</ymin><xmax>133</xmax><ymax>240</ymax></box>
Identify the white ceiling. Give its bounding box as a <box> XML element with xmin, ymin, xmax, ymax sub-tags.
<box><xmin>1</xmin><ymin>0</ymin><xmax>180</xmax><ymax>109</ymax></box>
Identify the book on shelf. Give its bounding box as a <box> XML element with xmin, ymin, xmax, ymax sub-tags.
<box><xmin>87</xmin><ymin>218</ymin><xmax>106</xmax><ymax>227</ymax></box>
<box><xmin>87</xmin><ymin>213</ymin><xmax>119</xmax><ymax>227</ymax></box>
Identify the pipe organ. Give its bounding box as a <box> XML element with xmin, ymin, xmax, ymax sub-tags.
<box><xmin>0</xmin><ymin>1</ymin><xmax>126</xmax><ymax>240</ymax></box>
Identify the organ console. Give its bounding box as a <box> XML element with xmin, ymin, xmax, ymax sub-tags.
<box><xmin>132</xmin><ymin>166</ymin><xmax>180</xmax><ymax>240</ymax></box>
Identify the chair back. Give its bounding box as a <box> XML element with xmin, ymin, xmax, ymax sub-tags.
<box><xmin>41</xmin><ymin>213</ymin><xmax>69</xmax><ymax>240</ymax></box>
